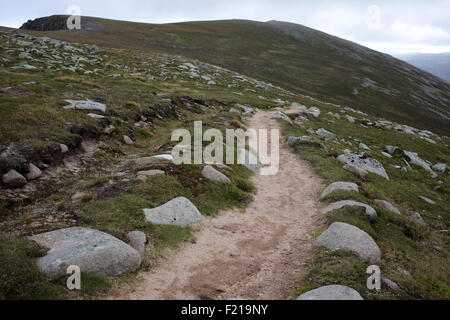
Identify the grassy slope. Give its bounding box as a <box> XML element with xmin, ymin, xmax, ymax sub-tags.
<box><xmin>17</xmin><ymin>16</ymin><xmax>450</xmax><ymax>135</ymax></box>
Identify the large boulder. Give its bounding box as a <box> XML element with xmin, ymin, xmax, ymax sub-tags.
<box><xmin>374</xmin><ymin>200</ymin><xmax>401</xmax><ymax>215</ymax></box>
<box><xmin>316</xmin><ymin>222</ymin><xmax>381</xmax><ymax>264</ymax></box>
<box><xmin>404</xmin><ymin>151</ymin><xmax>431</xmax><ymax>172</ymax></box>
<box><xmin>143</xmin><ymin>197</ymin><xmax>203</xmax><ymax>226</ymax></box>
<box><xmin>202</xmin><ymin>165</ymin><xmax>231</xmax><ymax>183</ymax></box>
<box><xmin>297</xmin><ymin>285</ymin><xmax>363</xmax><ymax>300</ymax></box>
<box><xmin>28</xmin><ymin>227</ymin><xmax>142</xmax><ymax>280</ymax></box>
<box><xmin>63</xmin><ymin>100</ymin><xmax>106</xmax><ymax>113</ymax></box>
<box><xmin>337</xmin><ymin>152</ymin><xmax>389</xmax><ymax>179</ymax></box>
<box><xmin>320</xmin><ymin>182</ymin><xmax>359</xmax><ymax>200</ymax></box>
<box><xmin>322</xmin><ymin>200</ymin><xmax>377</xmax><ymax>222</ymax></box>
<box><xmin>2</xmin><ymin>169</ymin><xmax>27</xmax><ymax>187</ymax></box>
<box><xmin>287</xmin><ymin>136</ymin><xmax>324</xmax><ymax>149</ymax></box>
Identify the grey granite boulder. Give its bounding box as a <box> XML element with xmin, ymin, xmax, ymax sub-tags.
<box><xmin>202</xmin><ymin>165</ymin><xmax>231</xmax><ymax>183</ymax></box>
<box><xmin>297</xmin><ymin>285</ymin><xmax>363</xmax><ymax>300</ymax></box>
<box><xmin>321</xmin><ymin>182</ymin><xmax>359</xmax><ymax>200</ymax></box>
<box><xmin>316</xmin><ymin>128</ymin><xmax>336</xmax><ymax>138</ymax></box>
<box><xmin>337</xmin><ymin>152</ymin><xmax>389</xmax><ymax>179</ymax></box>
<box><xmin>316</xmin><ymin>222</ymin><xmax>381</xmax><ymax>264</ymax></box>
<box><xmin>2</xmin><ymin>169</ymin><xmax>27</xmax><ymax>187</ymax></box>
<box><xmin>143</xmin><ymin>197</ymin><xmax>203</xmax><ymax>226</ymax></box>
<box><xmin>127</xmin><ymin>231</ymin><xmax>146</xmax><ymax>256</ymax></box>
<box><xmin>322</xmin><ymin>200</ymin><xmax>377</xmax><ymax>222</ymax></box>
<box><xmin>29</xmin><ymin>227</ymin><xmax>142</xmax><ymax>280</ymax></box>
<box><xmin>374</xmin><ymin>200</ymin><xmax>401</xmax><ymax>215</ymax></box>
<box><xmin>287</xmin><ymin>136</ymin><xmax>324</xmax><ymax>149</ymax></box>
<box><xmin>404</xmin><ymin>151</ymin><xmax>431</xmax><ymax>171</ymax></box>
<box><xmin>63</xmin><ymin>100</ymin><xmax>106</xmax><ymax>113</ymax></box>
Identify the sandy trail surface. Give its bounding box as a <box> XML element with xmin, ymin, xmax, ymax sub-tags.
<box><xmin>110</xmin><ymin>110</ymin><xmax>326</xmax><ymax>300</ymax></box>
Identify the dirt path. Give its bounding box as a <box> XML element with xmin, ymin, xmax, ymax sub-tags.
<box><xmin>111</xmin><ymin>110</ymin><xmax>326</xmax><ymax>300</ymax></box>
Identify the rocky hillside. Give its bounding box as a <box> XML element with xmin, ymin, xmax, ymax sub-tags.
<box><xmin>19</xmin><ymin>16</ymin><xmax>450</xmax><ymax>135</ymax></box>
<box><xmin>0</xmin><ymin>20</ymin><xmax>448</xmax><ymax>300</ymax></box>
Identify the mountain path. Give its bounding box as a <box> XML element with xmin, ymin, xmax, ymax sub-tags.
<box><xmin>109</xmin><ymin>110</ymin><xmax>327</xmax><ymax>300</ymax></box>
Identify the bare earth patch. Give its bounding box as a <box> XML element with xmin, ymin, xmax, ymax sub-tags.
<box><xmin>109</xmin><ymin>110</ymin><xmax>327</xmax><ymax>300</ymax></box>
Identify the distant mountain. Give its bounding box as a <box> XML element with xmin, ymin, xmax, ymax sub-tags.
<box><xmin>18</xmin><ymin>16</ymin><xmax>450</xmax><ymax>134</ymax></box>
<box><xmin>396</xmin><ymin>52</ymin><xmax>450</xmax><ymax>83</ymax></box>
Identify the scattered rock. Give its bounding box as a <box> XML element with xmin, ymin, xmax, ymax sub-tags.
<box><xmin>385</xmin><ymin>146</ymin><xmax>398</xmax><ymax>155</ymax></box>
<box><xmin>322</xmin><ymin>200</ymin><xmax>377</xmax><ymax>222</ymax></box>
<box><xmin>63</xmin><ymin>100</ymin><xmax>106</xmax><ymax>113</ymax></box>
<box><xmin>432</xmin><ymin>163</ymin><xmax>446</xmax><ymax>173</ymax></box>
<box><xmin>202</xmin><ymin>165</ymin><xmax>231</xmax><ymax>183</ymax></box>
<box><xmin>382</xmin><ymin>277</ymin><xmax>399</xmax><ymax>290</ymax></box>
<box><xmin>359</xmin><ymin>143</ymin><xmax>370</xmax><ymax>150</ymax></box>
<box><xmin>346</xmin><ymin>115</ymin><xmax>356</xmax><ymax>123</ymax></box>
<box><xmin>404</xmin><ymin>151</ymin><xmax>431</xmax><ymax>172</ymax></box>
<box><xmin>287</xmin><ymin>136</ymin><xmax>324</xmax><ymax>149</ymax></box>
<box><xmin>381</xmin><ymin>152</ymin><xmax>392</xmax><ymax>158</ymax></box>
<box><xmin>123</xmin><ymin>135</ymin><xmax>134</xmax><ymax>145</ymax></box>
<box><xmin>135</xmin><ymin>154</ymin><xmax>174</xmax><ymax>166</ymax></box>
<box><xmin>71</xmin><ymin>191</ymin><xmax>93</xmax><ymax>202</ymax></box>
<box><xmin>87</xmin><ymin>113</ymin><xmax>105</xmax><ymax>119</ymax></box>
<box><xmin>272</xmin><ymin>111</ymin><xmax>292</xmax><ymax>124</ymax></box>
<box><xmin>419</xmin><ymin>196</ymin><xmax>436</xmax><ymax>205</ymax></box>
<box><xmin>127</xmin><ymin>231</ymin><xmax>146</xmax><ymax>256</ymax></box>
<box><xmin>143</xmin><ymin>197</ymin><xmax>203</xmax><ymax>226</ymax></box>
<box><xmin>374</xmin><ymin>200</ymin><xmax>401</xmax><ymax>215</ymax></box>
<box><xmin>2</xmin><ymin>169</ymin><xmax>27</xmax><ymax>187</ymax></box>
<box><xmin>297</xmin><ymin>285</ymin><xmax>363</xmax><ymax>300</ymax></box>
<box><xmin>137</xmin><ymin>170</ymin><xmax>165</xmax><ymax>177</ymax></box>
<box><xmin>25</xmin><ymin>163</ymin><xmax>42</xmax><ymax>180</ymax></box>
<box><xmin>337</xmin><ymin>152</ymin><xmax>389</xmax><ymax>179</ymax></box>
<box><xmin>316</xmin><ymin>222</ymin><xmax>381</xmax><ymax>264</ymax></box>
<box><xmin>214</xmin><ymin>163</ymin><xmax>235</xmax><ymax>173</ymax></box>
<box><xmin>59</xmin><ymin>144</ymin><xmax>69</xmax><ymax>154</ymax></box>
<box><xmin>229</xmin><ymin>108</ymin><xmax>241</xmax><ymax>114</ymax></box>
<box><xmin>316</xmin><ymin>128</ymin><xmax>336</xmax><ymax>138</ymax></box>
<box><xmin>29</xmin><ymin>227</ymin><xmax>141</xmax><ymax>280</ymax></box>
<box><xmin>409</xmin><ymin>212</ymin><xmax>425</xmax><ymax>225</ymax></box>
<box><xmin>321</xmin><ymin>182</ymin><xmax>359</xmax><ymax>200</ymax></box>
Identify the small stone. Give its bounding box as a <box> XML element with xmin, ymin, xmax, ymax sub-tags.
<box><xmin>359</xmin><ymin>143</ymin><xmax>370</xmax><ymax>150</ymax></box>
<box><xmin>409</xmin><ymin>212</ymin><xmax>425</xmax><ymax>225</ymax></box>
<box><xmin>123</xmin><ymin>135</ymin><xmax>134</xmax><ymax>145</ymax></box>
<box><xmin>202</xmin><ymin>166</ymin><xmax>231</xmax><ymax>183</ymax></box>
<box><xmin>71</xmin><ymin>191</ymin><xmax>93</xmax><ymax>202</ymax></box>
<box><xmin>321</xmin><ymin>182</ymin><xmax>359</xmax><ymax>199</ymax></box>
<box><xmin>316</xmin><ymin>128</ymin><xmax>336</xmax><ymax>138</ymax></box>
<box><xmin>385</xmin><ymin>146</ymin><xmax>398</xmax><ymax>155</ymax></box>
<box><xmin>25</xmin><ymin>163</ymin><xmax>42</xmax><ymax>180</ymax></box>
<box><xmin>2</xmin><ymin>169</ymin><xmax>27</xmax><ymax>187</ymax></box>
<box><xmin>214</xmin><ymin>223</ymin><xmax>225</xmax><ymax>229</ymax></box>
<box><xmin>381</xmin><ymin>152</ymin><xmax>392</xmax><ymax>158</ymax></box>
<box><xmin>137</xmin><ymin>170</ymin><xmax>165</xmax><ymax>177</ymax></box>
<box><xmin>136</xmin><ymin>175</ymin><xmax>147</xmax><ymax>183</ymax></box>
<box><xmin>382</xmin><ymin>277</ymin><xmax>399</xmax><ymax>290</ymax></box>
<box><xmin>60</xmin><ymin>144</ymin><xmax>69</xmax><ymax>154</ymax></box>
<box><xmin>432</xmin><ymin>163</ymin><xmax>446</xmax><ymax>173</ymax></box>
<box><xmin>127</xmin><ymin>231</ymin><xmax>146</xmax><ymax>256</ymax></box>
<box><xmin>143</xmin><ymin>197</ymin><xmax>203</xmax><ymax>226</ymax></box>
<box><xmin>419</xmin><ymin>196</ymin><xmax>436</xmax><ymax>205</ymax></box>
<box><xmin>343</xmin><ymin>164</ymin><xmax>369</xmax><ymax>180</ymax></box>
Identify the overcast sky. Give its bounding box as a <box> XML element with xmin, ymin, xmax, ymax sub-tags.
<box><xmin>1</xmin><ymin>0</ymin><xmax>449</xmax><ymax>54</ymax></box>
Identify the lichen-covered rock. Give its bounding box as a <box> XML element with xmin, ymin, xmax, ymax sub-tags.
<box><xmin>338</xmin><ymin>152</ymin><xmax>389</xmax><ymax>179</ymax></box>
<box><xmin>143</xmin><ymin>197</ymin><xmax>203</xmax><ymax>226</ymax></box>
<box><xmin>297</xmin><ymin>285</ymin><xmax>363</xmax><ymax>300</ymax></box>
<box><xmin>316</xmin><ymin>222</ymin><xmax>381</xmax><ymax>264</ymax></box>
<box><xmin>29</xmin><ymin>227</ymin><xmax>142</xmax><ymax>280</ymax></box>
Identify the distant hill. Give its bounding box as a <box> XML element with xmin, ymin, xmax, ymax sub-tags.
<box><xmin>18</xmin><ymin>16</ymin><xmax>450</xmax><ymax>134</ymax></box>
<box><xmin>395</xmin><ymin>52</ymin><xmax>450</xmax><ymax>83</ymax></box>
